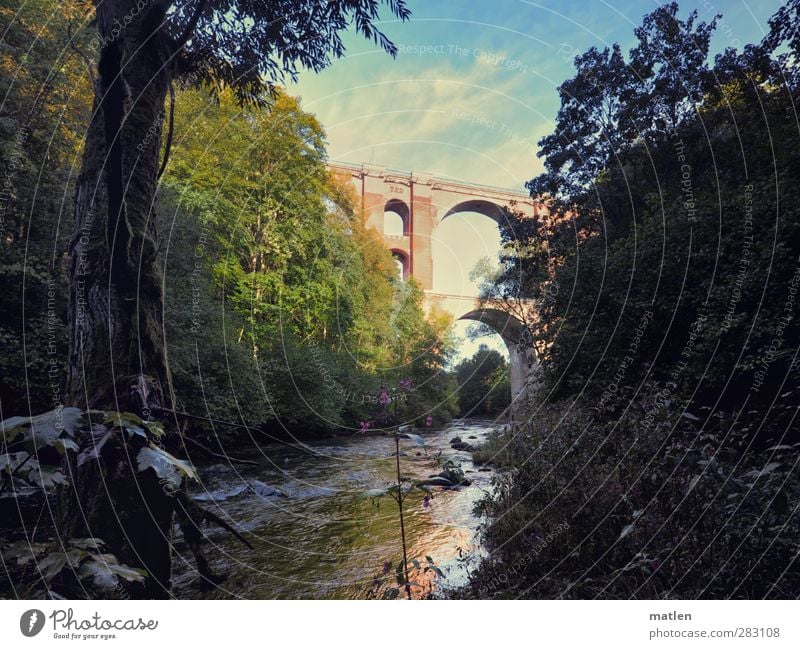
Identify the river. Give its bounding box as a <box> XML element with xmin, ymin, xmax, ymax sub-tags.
<box><xmin>172</xmin><ymin>419</ymin><xmax>499</xmax><ymax>599</ymax></box>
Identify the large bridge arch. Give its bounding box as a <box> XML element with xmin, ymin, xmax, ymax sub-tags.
<box><xmin>457</xmin><ymin>307</ymin><xmax>536</xmax><ymax>410</ymax></box>
<box><xmin>440</xmin><ymin>198</ymin><xmax>509</xmax><ymax>223</ymax></box>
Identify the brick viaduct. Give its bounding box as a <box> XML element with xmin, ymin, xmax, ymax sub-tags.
<box><xmin>329</xmin><ymin>162</ymin><xmax>544</xmax><ymax>411</ymax></box>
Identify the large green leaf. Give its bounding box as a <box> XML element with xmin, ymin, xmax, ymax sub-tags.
<box><xmin>136</xmin><ymin>445</ymin><xmax>198</xmax><ymax>490</ymax></box>
<box><xmin>1</xmin><ymin>407</ymin><xmax>83</xmax><ymax>449</ymax></box>
<box><xmin>104</xmin><ymin>412</ymin><xmax>147</xmax><ymax>439</ymax></box>
<box><xmin>79</xmin><ymin>554</ymin><xmax>146</xmax><ymax>590</ymax></box>
<box><xmin>28</xmin><ymin>465</ymin><xmax>68</xmax><ymax>490</ymax></box>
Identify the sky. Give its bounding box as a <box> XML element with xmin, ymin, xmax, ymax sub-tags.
<box><xmin>288</xmin><ymin>0</ymin><xmax>784</xmax><ymax>361</ymax></box>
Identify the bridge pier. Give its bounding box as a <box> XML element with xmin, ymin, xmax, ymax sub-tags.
<box><xmin>329</xmin><ymin>161</ymin><xmax>543</xmax><ymax>416</ymax></box>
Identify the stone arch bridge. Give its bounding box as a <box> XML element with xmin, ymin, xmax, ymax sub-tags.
<box><xmin>329</xmin><ymin>162</ymin><xmax>545</xmax><ymax>411</ymax></box>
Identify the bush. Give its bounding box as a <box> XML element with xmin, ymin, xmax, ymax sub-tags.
<box><xmin>464</xmin><ymin>390</ymin><xmax>800</xmax><ymax>599</ymax></box>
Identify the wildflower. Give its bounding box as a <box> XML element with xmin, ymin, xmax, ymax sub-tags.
<box><xmin>379</xmin><ymin>388</ymin><xmax>390</xmax><ymax>405</ymax></box>
<box><xmin>382</xmin><ymin>561</ymin><xmax>391</xmax><ymax>574</ymax></box>
<box><xmin>359</xmin><ymin>421</ymin><xmax>371</xmax><ymax>433</ymax></box>
<box><xmin>425</xmin><ymin>415</ymin><xmax>433</xmax><ymax>427</ymax></box>
<box><xmin>398</xmin><ymin>378</ymin><xmax>413</xmax><ymax>390</ymax></box>
<box><xmin>423</xmin><ymin>495</ymin><xmax>431</xmax><ymax>508</ymax></box>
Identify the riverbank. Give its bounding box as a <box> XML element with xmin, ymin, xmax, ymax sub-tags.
<box><xmin>173</xmin><ymin>419</ymin><xmax>504</xmax><ymax>599</ymax></box>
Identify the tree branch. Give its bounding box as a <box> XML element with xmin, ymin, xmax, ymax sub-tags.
<box><xmin>175</xmin><ymin>0</ymin><xmax>208</xmax><ymax>50</ymax></box>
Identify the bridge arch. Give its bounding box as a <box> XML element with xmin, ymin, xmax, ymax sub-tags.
<box><xmin>383</xmin><ymin>198</ymin><xmax>410</xmax><ymax>237</ymax></box>
<box><xmin>440</xmin><ymin>198</ymin><xmax>509</xmax><ymax>224</ymax></box>
<box><xmin>456</xmin><ymin>307</ymin><xmax>536</xmax><ymax>411</ymax></box>
<box><xmin>390</xmin><ymin>249</ymin><xmax>409</xmax><ymax>281</ymax></box>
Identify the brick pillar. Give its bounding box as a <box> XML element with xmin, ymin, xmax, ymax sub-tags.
<box><xmin>410</xmin><ymin>174</ymin><xmax>435</xmax><ymax>290</ymax></box>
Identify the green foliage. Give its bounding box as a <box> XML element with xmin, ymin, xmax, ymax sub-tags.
<box><xmin>466</xmin><ymin>394</ymin><xmax>800</xmax><ymax>599</ymax></box>
<box><xmin>2</xmin><ymin>537</ymin><xmax>146</xmax><ymax>598</ymax></box>
<box><xmin>495</xmin><ymin>2</ymin><xmax>800</xmax><ymax>408</ymax></box>
<box><xmin>453</xmin><ymin>345</ymin><xmax>511</xmax><ymax>416</ymax></box>
<box><xmin>0</xmin><ymin>1</ymin><xmax>93</xmax><ymax>416</ymax></box>
<box><xmin>161</xmin><ymin>88</ymin><xmax>455</xmax><ymax>438</ymax></box>
<box><xmin>467</xmin><ymin>2</ymin><xmax>800</xmax><ymax>600</ymax></box>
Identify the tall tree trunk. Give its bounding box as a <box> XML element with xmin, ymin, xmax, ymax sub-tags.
<box><xmin>61</xmin><ymin>0</ymin><xmax>177</xmax><ymax>598</ymax></box>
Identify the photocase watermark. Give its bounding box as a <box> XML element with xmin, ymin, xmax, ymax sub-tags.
<box><xmin>699</xmin><ymin>1</ymin><xmax>740</xmax><ymax>48</ymax></box>
<box><xmin>640</xmin><ymin>310</ymin><xmax>708</xmax><ymax>432</ymax></box>
<box><xmin>477</xmin><ymin>522</ymin><xmax>570</xmax><ymax>596</ymax></box>
<box><xmin>45</xmin><ymin>277</ymin><xmax>64</xmax><ymax>429</ymax></box>
<box><xmin>672</xmin><ymin>135</ymin><xmax>697</xmax><ymax>223</ymax></box>
<box><xmin>751</xmin><ymin>254</ymin><xmax>800</xmax><ymax>393</ymax></box>
<box><xmin>85</xmin><ymin>0</ymin><xmax>154</xmax><ymax>53</ymax></box>
<box><xmin>722</xmin><ymin>184</ymin><xmax>755</xmax><ymax>333</ymax></box>
<box><xmin>451</xmin><ymin>107</ymin><xmax>537</xmax><ymax>156</ymax></box>
<box><xmin>19</xmin><ymin>609</ymin><xmax>45</xmax><ymax>637</ymax></box>
<box><xmin>188</xmin><ymin>224</ymin><xmax>211</xmax><ymax>334</ymax></box>
<box><xmin>73</xmin><ymin>208</ymin><xmax>96</xmax><ymax>327</ymax></box>
<box><xmin>0</xmin><ymin>124</ymin><xmax>30</xmax><ymax>233</ymax></box>
<box><xmin>396</xmin><ymin>43</ymin><xmax>529</xmax><ymax>72</ymax></box>
<box><xmin>20</xmin><ymin>608</ymin><xmax>157</xmax><ymax>640</ymax></box>
<box><xmin>137</xmin><ymin>108</ymin><xmax>165</xmax><ymax>153</ymax></box>
<box><xmin>598</xmin><ymin>310</ymin><xmax>654</xmax><ymax>409</ymax></box>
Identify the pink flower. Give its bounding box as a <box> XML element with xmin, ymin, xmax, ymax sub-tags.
<box><xmin>379</xmin><ymin>388</ymin><xmax>390</xmax><ymax>405</ymax></box>
<box><xmin>399</xmin><ymin>378</ymin><xmax>413</xmax><ymax>390</ymax></box>
<box><xmin>423</xmin><ymin>495</ymin><xmax>431</xmax><ymax>508</ymax></box>
<box><xmin>425</xmin><ymin>415</ymin><xmax>433</xmax><ymax>427</ymax></box>
<box><xmin>359</xmin><ymin>421</ymin><xmax>371</xmax><ymax>433</ymax></box>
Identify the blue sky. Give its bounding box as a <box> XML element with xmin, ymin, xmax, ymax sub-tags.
<box><xmin>288</xmin><ymin>0</ymin><xmax>784</xmax><ymax>361</ymax></box>
<box><xmin>290</xmin><ymin>0</ymin><xmax>783</xmax><ymax>191</ymax></box>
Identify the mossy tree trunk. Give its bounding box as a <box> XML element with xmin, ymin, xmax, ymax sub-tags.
<box><xmin>62</xmin><ymin>0</ymin><xmax>177</xmax><ymax>598</ymax></box>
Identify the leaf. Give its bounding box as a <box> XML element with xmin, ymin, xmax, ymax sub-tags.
<box><xmin>686</xmin><ymin>474</ymin><xmax>702</xmax><ymax>495</ymax></box>
<box><xmin>37</xmin><ymin>553</ymin><xmax>68</xmax><ymax>582</ymax></box>
<box><xmin>618</xmin><ymin>523</ymin><xmax>635</xmax><ymax>541</ymax></box>
<box><xmin>69</xmin><ymin>538</ymin><xmax>105</xmax><ymax>551</ymax></box>
<box><xmin>758</xmin><ymin>462</ymin><xmax>781</xmax><ymax>477</ymax></box>
<box><xmin>1</xmin><ymin>408</ymin><xmax>84</xmax><ymax>450</ymax></box>
<box><xmin>28</xmin><ymin>465</ymin><xmax>68</xmax><ymax>489</ymax></box>
<box><xmin>136</xmin><ymin>446</ymin><xmax>197</xmax><ymax>490</ymax></box>
<box><xmin>400</xmin><ymin>432</ymin><xmax>427</xmax><ymax>447</ymax></box>
<box><xmin>53</xmin><ymin>438</ymin><xmax>79</xmax><ymax>455</ymax></box>
<box><xmin>0</xmin><ymin>416</ymin><xmax>26</xmax><ymax>444</ymax></box>
<box><xmin>681</xmin><ymin>412</ymin><xmax>700</xmax><ymax>421</ymax></box>
<box><xmin>105</xmin><ymin>412</ymin><xmax>147</xmax><ymax>439</ymax></box>
<box><xmin>78</xmin><ymin>554</ymin><xmax>146</xmax><ymax>590</ymax></box>
<box><xmin>145</xmin><ymin>421</ymin><xmax>166</xmax><ymax>439</ymax></box>
<box><xmin>3</xmin><ymin>541</ymin><xmax>47</xmax><ymax>564</ymax></box>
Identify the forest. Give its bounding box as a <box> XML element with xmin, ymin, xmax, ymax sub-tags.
<box><xmin>468</xmin><ymin>1</ymin><xmax>800</xmax><ymax>598</ymax></box>
<box><xmin>1</xmin><ymin>0</ymin><xmax>799</xmax><ymax>601</ymax></box>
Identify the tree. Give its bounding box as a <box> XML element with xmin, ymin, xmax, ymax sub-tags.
<box><xmin>454</xmin><ymin>345</ymin><xmax>510</xmax><ymax>417</ymax></box>
<box><xmin>61</xmin><ymin>0</ymin><xmax>410</xmax><ymax>597</ymax></box>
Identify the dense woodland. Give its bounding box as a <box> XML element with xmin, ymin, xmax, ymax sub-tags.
<box><xmin>1</xmin><ymin>0</ymin><xmax>799</xmax><ymax>600</ymax></box>
<box><xmin>468</xmin><ymin>2</ymin><xmax>800</xmax><ymax>598</ymax></box>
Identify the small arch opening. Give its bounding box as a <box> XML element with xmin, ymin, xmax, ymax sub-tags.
<box><xmin>383</xmin><ymin>199</ymin><xmax>410</xmax><ymax>237</ymax></box>
<box><xmin>391</xmin><ymin>250</ymin><xmax>408</xmax><ymax>281</ymax></box>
